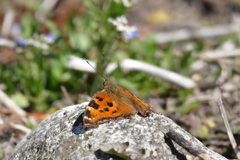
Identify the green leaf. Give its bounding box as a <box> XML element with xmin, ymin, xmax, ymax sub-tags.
<box><xmin>69</xmin><ymin>33</ymin><xmax>91</xmax><ymax>52</ymax></box>
<box><xmin>179</xmin><ymin>101</ymin><xmax>201</xmax><ymax>115</ymax></box>
<box><xmin>45</xmin><ymin>20</ymin><xmax>61</xmax><ymax>36</ymax></box>
<box><xmin>11</xmin><ymin>92</ymin><xmax>29</xmax><ymax>108</ymax></box>
<box><xmin>200</xmin><ymin>125</ymin><xmax>209</xmax><ymax>136</ymax></box>
<box><xmin>178</xmin><ymin>88</ymin><xmax>194</xmax><ymax>98</ymax></box>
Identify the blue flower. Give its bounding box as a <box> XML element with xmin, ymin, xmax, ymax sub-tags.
<box><xmin>123</xmin><ymin>26</ymin><xmax>139</xmax><ymax>40</ymax></box>
<box><xmin>46</xmin><ymin>33</ymin><xmax>57</xmax><ymax>43</ymax></box>
<box><xmin>15</xmin><ymin>37</ymin><xmax>27</xmax><ymax>46</ymax></box>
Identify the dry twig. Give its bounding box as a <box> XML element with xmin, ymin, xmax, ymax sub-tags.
<box><xmin>200</xmin><ymin>48</ymin><xmax>240</xmax><ymax>61</ymax></box>
<box><xmin>67</xmin><ymin>56</ymin><xmax>196</xmax><ymax>88</ymax></box>
<box><xmin>11</xmin><ymin>124</ymin><xmax>31</xmax><ymax>134</ymax></box>
<box><xmin>217</xmin><ymin>98</ymin><xmax>240</xmax><ymax>159</ymax></box>
<box><xmin>155</xmin><ymin>24</ymin><xmax>239</xmax><ymax>44</ymax></box>
<box><xmin>60</xmin><ymin>85</ymin><xmax>74</xmax><ymax>105</ymax></box>
<box><xmin>1</xmin><ymin>9</ymin><xmax>15</xmax><ymax>37</ymax></box>
<box><xmin>35</xmin><ymin>0</ymin><xmax>59</xmax><ymax>21</ymax></box>
<box><xmin>0</xmin><ymin>89</ymin><xmax>26</xmax><ymax>116</ymax></box>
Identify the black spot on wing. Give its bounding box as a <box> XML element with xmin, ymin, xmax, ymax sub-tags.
<box><xmin>88</xmin><ymin>100</ymin><xmax>99</xmax><ymax>109</ymax></box>
<box><xmin>95</xmin><ymin>96</ymin><xmax>103</xmax><ymax>101</ymax></box>
<box><xmin>107</xmin><ymin>102</ymin><xmax>113</xmax><ymax>107</ymax></box>
<box><xmin>112</xmin><ymin>110</ymin><xmax>117</xmax><ymax>114</ymax></box>
<box><xmin>104</xmin><ymin>108</ymin><xmax>109</xmax><ymax>111</ymax></box>
<box><xmin>99</xmin><ymin>110</ymin><xmax>104</xmax><ymax>113</ymax></box>
<box><xmin>84</xmin><ymin>109</ymin><xmax>91</xmax><ymax>118</ymax></box>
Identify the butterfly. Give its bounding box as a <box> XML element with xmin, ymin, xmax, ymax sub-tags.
<box><xmin>83</xmin><ymin>80</ymin><xmax>155</xmax><ymax>128</ymax></box>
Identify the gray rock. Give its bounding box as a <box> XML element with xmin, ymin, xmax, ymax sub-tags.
<box><xmin>9</xmin><ymin>102</ymin><xmax>226</xmax><ymax>160</ymax></box>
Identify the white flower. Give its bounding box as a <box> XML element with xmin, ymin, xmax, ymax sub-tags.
<box><xmin>26</xmin><ymin>39</ymin><xmax>49</xmax><ymax>50</ymax></box>
<box><xmin>108</xmin><ymin>16</ymin><xmax>139</xmax><ymax>40</ymax></box>
<box><xmin>113</xmin><ymin>0</ymin><xmax>131</xmax><ymax>7</ymax></box>
<box><xmin>116</xmin><ymin>16</ymin><xmax>128</xmax><ymax>25</ymax></box>
<box><xmin>108</xmin><ymin>16</ymin><xmax>128</xmax><ymax>32</ymax></box>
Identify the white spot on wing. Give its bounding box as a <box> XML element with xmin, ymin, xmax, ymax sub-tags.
<box><xmin>84</xmin><ymin>116</ymin><xmax>91</xmax><ymax>120</ymax></box>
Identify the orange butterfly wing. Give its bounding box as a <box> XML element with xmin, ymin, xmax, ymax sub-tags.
<box><xmin>83</xmin><ymin>80</ymin><xmax>154</xmax><ymax>128</ymax></box>
<box><xmin>116</xmin><ymin>85</ymin><xmax>154</xmax><ymax>117</ymax></box>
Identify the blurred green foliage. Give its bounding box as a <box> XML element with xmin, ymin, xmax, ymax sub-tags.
<box><xmin>0</xmin><ymin>0</ymin><xmax>201</xmax><ymax>112</ymax></box>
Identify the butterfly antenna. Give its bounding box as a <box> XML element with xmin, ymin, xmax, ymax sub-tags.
<box><xmin>102</xmin><ymin>52</ymin><xmax>107</xmax><ymax>79</ymax></box>
<box><xmin>86</xmin><ymin>61</ymin><xmax>106</xmax><ymax>81</ymax></box>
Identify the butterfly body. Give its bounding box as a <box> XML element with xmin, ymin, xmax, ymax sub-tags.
<box><xmin>83</xmin><ymin>80</ymin><xmax>154</xmax><ymax>128</ymax></box>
